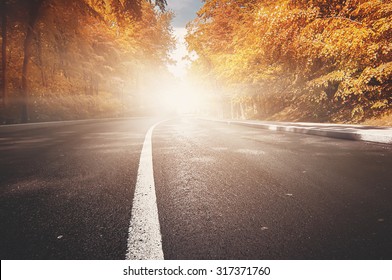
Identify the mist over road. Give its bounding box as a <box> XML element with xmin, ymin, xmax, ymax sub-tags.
<box><xmin>1</xmin><ymin>117</ymin><xmax>391</xmax><ymax>259</ymax></box>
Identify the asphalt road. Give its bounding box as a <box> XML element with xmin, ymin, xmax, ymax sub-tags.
<box><xmin>1</xmin><ymin>117</ymin><xmax>392</xmax><ymax>259</ymax></box>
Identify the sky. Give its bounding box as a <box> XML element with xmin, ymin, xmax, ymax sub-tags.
<box><xmin>167</xmin><ymin>0</ymin><xmax>204</xmax><ymax>28</ymax></box>
<box><xmin>166</xmin><ymin>0</ymin><xmax>204</xmax><ymax>78</ymax></box>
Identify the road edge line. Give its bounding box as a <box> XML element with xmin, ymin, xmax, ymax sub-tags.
<box><xmin>198</xmin><ymin>118</ymin><xmax>392</xmax><ymax>145</ymax></box>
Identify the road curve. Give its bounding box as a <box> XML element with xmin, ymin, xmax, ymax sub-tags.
<box><xmin>1</xmin><ymin>117</ymin><xmax>391</xmax><ymax>259</ymax></box>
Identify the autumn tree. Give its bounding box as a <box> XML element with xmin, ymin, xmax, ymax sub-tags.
<box><xmin>0</xmin><ymin>0</ymin><xmax>174</xmax><ymax>123</ymax></box>
<box><xmin>187</xmin><ymin>0</ymin><xmax>392</xmax><ymax>122</ymax></box>
<box><xmin>1</xmin><ymin>0</ymin><xmax>7</xmax><ymax>107</ymax></box>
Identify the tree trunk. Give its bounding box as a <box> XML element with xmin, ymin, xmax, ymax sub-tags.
<box><xmin>21</xmin><ymin>0</ymin><xmax>44</xmax><ymax>123</ymax></box>
<box><xmin>240</xmin><ymin>102</ymin><xmax>245</xmax><ymax>119</ymax></box>
<box><xmin>89</xmin><ymin>74</ymin><xmax>93</xmax><ymax>95</ymax></box>
<box><xmin>36</xmin><ymin>30</ymin><xmax>47</xmax><ymax>87</ymax></box>
<box><xmin>1</xmin><ymin>0</ymin><xmax>7</xmax><ymax>107</ymax></box>
<box><xmin>230</xmin><ymin>99</ymin><xmax>234</xmax><ymax>119</ymax></box>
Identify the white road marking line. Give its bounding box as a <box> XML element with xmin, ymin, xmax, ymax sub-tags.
<box><xmin>125</xmin><ymin>120</ymin><xmax>166</xmax><ymax>260</ymax></box>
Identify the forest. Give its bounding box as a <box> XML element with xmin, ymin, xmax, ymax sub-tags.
<box><xmin>186</xmin><ymin>0</ymin><xmax>392</xmax><ymax>124</ymax></box>
<box><xmin>1</xmin><ymin>0</ymin><xmax>391</xmax><ymax>124</ymax></box>
<box><xmin>0</xmin><ymin>0</ymin><xmax>174</xmax><ymax>123</ymax></box>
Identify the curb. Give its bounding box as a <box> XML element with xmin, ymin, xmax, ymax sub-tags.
<box><xmin>202</xmin><ymin>119</ymin><xmax>392</xmax><ymax>145</ymax></box>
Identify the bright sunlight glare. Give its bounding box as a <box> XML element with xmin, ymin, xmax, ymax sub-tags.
<box><xmin>160</xmin><ymin>80</ymin><xmax>203</xmax><ymax>114</ymax></box>
<box><xmin>122</xmin><ymin>22</ymin><xmax>216</xmax><ymax>117</ymax></box>
<box><xmin>127</xmin><ymin>26</ymin><xmax>210</xmax><ymax>116</ymax></box>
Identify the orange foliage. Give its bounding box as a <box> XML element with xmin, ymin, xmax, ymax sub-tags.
<box><xmin>187</xmin><ymin>0</ymin><xmax>392</xmax><ymax>122</ymax></box>
<box><xmin>0</xmin><ymin>0</ymin><xmax>174</xmax><ymax>123</ymax></box>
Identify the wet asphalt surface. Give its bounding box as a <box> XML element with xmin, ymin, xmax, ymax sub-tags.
<box><xmin>1</xmin><ymin>117</ymin><xmax>392</xmax><ymax>259</ymax></box>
